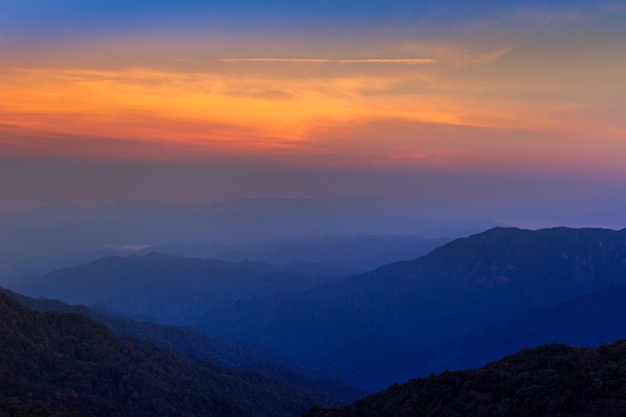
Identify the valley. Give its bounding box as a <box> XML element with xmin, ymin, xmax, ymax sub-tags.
<box><xmin>4</xmin><ymin>224</ymin><xmax>626</xmax><ymax>416</ymax></box>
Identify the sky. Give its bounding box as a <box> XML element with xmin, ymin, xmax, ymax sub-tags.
<box><xmin>1</xmin><ymin>1</ymin><xmax>625</xmax><ymax>216</ymax></box>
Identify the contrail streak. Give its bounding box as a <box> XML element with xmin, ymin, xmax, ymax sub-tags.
<box><xmin>220</xmin><ymin>58</ymin><xmax>434</xmax><ymax>65</ymax></box>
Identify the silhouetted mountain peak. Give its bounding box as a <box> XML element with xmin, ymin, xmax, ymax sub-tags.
<box><xmin>433</xmin><ymin>226</ymin><xmax>624</xmax><ymax>282</ymax></box>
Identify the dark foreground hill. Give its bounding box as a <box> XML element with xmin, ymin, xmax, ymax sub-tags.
<box><xmin>0</xmin><ymin>291</ymin><xmax>349</xmax><ymax>417</ymax></box>
<box><xmin>301</xmin><ymin>340</ymin><xmax>626</xmax><ymax>417</ymax></box>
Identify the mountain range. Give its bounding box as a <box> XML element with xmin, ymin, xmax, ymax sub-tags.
<box><xmin>6</xmin><ymin>284</ymin><xmax>626</xmax><ymax>416</ymax></box>
<box><xmin>15</xmin><ymin>226</ymin><xmax>626</xmax><ymax>392</ymax></box>
<box><xmin>198</xmin><ymin>227</ymin><xmax>626</xmax><ymax>389</ymax></box>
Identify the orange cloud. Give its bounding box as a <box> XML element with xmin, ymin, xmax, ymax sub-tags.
<box><xmin>1</xmin><ymin>40</ymin><xmax>624</xmax><ymax>176</ymax></box>
<box><xmin>0</xmin><ymin>66</ymin><xmax>456</xmax><ymax>159</ymax></box>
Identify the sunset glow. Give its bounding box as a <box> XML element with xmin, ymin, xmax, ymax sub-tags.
<box><xmin>1</xmin><ymin>0</ymin><xmax>625</xmax><ymax>208</ymax></box>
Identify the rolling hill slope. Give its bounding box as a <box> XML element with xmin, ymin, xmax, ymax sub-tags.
<box><xmin>3</xmin><ymin>288</ymin><xmax>366</xmax><ymax>404</ymax></box>
<box><xmin>0</xmin><ymin>291</ymin><xmax>351</xmax><ymax>417</ymax></box>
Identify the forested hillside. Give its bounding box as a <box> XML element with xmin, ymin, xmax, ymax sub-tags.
<box><xmin>0</xmin><ymin>292</ymin><xmax>341</xmax><ymax>417</ymax></box>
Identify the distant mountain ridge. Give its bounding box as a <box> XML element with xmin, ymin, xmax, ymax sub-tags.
<box><xmin>0</xmin><ymin>198</ymin><xmax>493</xmax><ymax>286</ymax></box>
<box><xmin>24</xmin><ymin>252</ymin><xmax>339</xmax><ymax>324</ymax></box>
<box><xmin>22</xmin><ymin>233</ymin><xmax>448</xmax><ymax>324</ymax></box>
<box><xmin>0</xmin><ymin>198</ymin><xmax>494</xmax><ymax>244</ymax></box>
<box><xmin>145</xmin><ymin>234</ymin><xmax>450</xmax><ymax>277</ymax></box>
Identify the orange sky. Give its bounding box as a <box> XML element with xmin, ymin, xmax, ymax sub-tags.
<box><xmin>0</xmin><ymin>1</ymin><xmax>625</xmax><ymax>209</ymax></box>
<box><xmin>2</xmin><ymin>52</ymin><xmax>624</xmax><ymax>172</ymax></box>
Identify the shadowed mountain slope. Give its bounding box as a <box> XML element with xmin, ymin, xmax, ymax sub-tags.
<box><xmin>427</xmin><ymin>285</ymin><xmax>626</xmax><ymax>374</ymax></box>
<box><xmin>199</xmin><ymin>227</ymin><xmax>626</xmax><ymax>388</ymax></box>
<box><xmin>301</xmin><ymin>340</ymin><xmax>626</xmax><ymax>417</ymax></box>
<box><xmin>313</xmin><ymin>284</ymin><xmax>626</xmax><ymax>392</ymax></box>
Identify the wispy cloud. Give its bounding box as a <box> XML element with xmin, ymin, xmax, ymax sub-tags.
<box><xmin>220</xmin><ymin>58</ymin><xmax>435</xmax><ymax>65</ymax></box>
